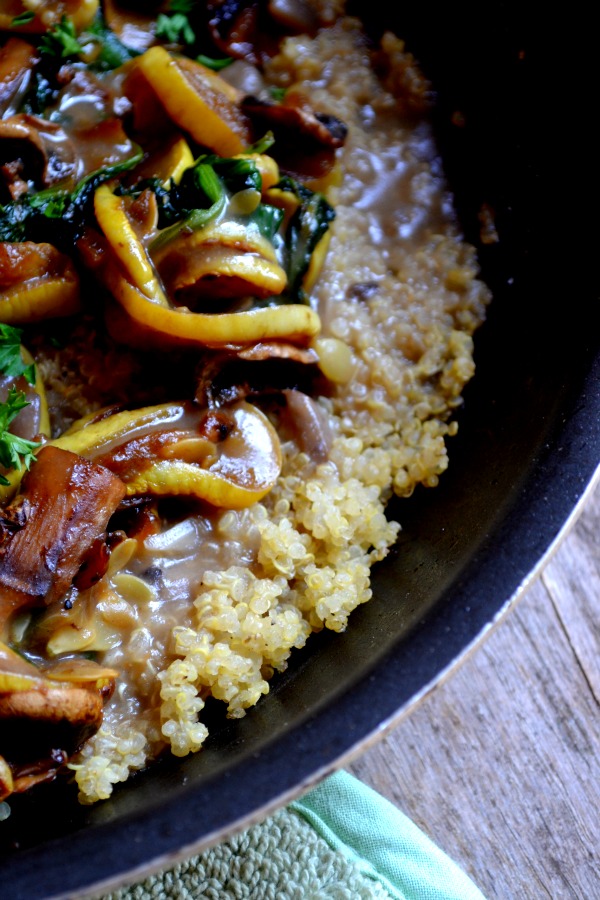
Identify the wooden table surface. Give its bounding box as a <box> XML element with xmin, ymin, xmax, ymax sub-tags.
<box><xmin>349</xmin><ymin>473</ymin><xmax>600</xmax><ymax>899</ymax></box>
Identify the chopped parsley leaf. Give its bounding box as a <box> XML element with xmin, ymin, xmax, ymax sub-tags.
<box><xmin>0</xmin><ymin>325</ymin><xmax>36</xmax><ymax>386</ymax></box>
<box><xmin>0</xmin><ymin>388</ymin><xmax>41</xmax><ymax>485</ymax></box>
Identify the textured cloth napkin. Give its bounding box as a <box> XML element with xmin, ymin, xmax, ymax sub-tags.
<box><xmin>102</xmin><ymin>770</ymin><xmax>486</xmax><ymax>899</ymax></box>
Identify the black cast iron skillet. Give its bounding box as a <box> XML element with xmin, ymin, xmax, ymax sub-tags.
<box><xmin>0</xmin><ymin>4</ymin><xmax>597</xmax><ymax>897</ymax></box>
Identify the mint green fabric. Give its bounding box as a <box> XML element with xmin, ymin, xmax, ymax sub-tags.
<box><xmin>290</xmin><ymin>770</ymin><xmax>486</xmax><ymax>900</ymax></box>
<box><xmin>102</xmin><ymin>770</ymin><xmax>486</xmax><ymax>899</ymax></box>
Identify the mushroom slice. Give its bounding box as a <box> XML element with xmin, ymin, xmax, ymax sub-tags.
<box><xmin>124</xmin><ymin>45</ymin><xmax>252</xmax><ymax>156</ymax></box>
<box><xmin>0</xmin><ymin>114</ymin><xmax>77</xmax><ymax>192</ymax></box>
<box><xmin>0</xmin><ymin>445</ymin><xmax>127</xmax><ymax>629</ymax></box>
<box><xmin>204</xmin><ymin>0</ymin><xmax>319</xmax><ymax>67</ymax></box>
<box><xmin>267</xmin><ymin>0</ymin><xmax>319</xmax><ymax>33</ymax></box>
<box><xmin>0</xmin><ymin>641</ymin><xmax>114</xmax><ymax>800</ymax></box>
<box><xmin>51</xmin><ymin>400</ymin><xmax>283</xmax><ymax>509</ymax></box>
<box><xmin>0</xmin><ymin>241</ymin><xmax>81</xmax><ymax>325</ymax></box>
<box><xmin>240</xmin><ymin>93</ymin><xmax>347</xmax><ymax>180</ymax></box>
<box><xmin>194</xmin><ymin>341</ymin><xmax>320</xmax><ymax>407</ymax></box>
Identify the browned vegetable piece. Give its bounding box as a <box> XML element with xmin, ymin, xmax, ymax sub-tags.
<box><xmin>240</xmin><ymin>92</ymin><xmax>347</xmax><ymax>180</ymax></box>
<box><xmin>0</xmin><ymin>445</ymin><xmax>126</xmax><ymax>631</ymax></box>
<box><xmin>0</xmin><ymin>37</ymin><xmax>39</xmax><ymax>119</ymax></box>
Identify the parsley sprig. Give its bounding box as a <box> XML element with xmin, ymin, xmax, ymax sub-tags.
<box><xmin>0</xmin><ymin>326</ymin><xmax>41</xmax><ymax>485</ymax></box>
<box><xmin>0</xmin><ymin>325</ymin><xmax>36</xmax><ymax>386</ymax></box>
<box><xmin>154</xmin><ymin>0</ymin><xmax>232</xmax><ymax>70</ymax></box>
<box><xmin>0</xmin><ymin>388</ymin><xmax>41</xmax><ymax>486</ymax></box>
<box><xmin>156</xmin><ymin>0</ymin><xmax>196</xmax><ymax>45</ymax></box>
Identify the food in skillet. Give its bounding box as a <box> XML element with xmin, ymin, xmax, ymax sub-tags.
<box><xmin>0</xmin><ymin>0</ymin><xmax>491</xmax><ymax>806</ymax></box>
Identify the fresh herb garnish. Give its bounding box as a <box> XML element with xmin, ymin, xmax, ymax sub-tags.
<box><xmin>11</xmin><ymin>10</ymin><xmax>35</xmax><ymax>26</ymax></box>
<box><xmin>0</xmin><ymin>388</ymin><xmax>41</xmax><ymax>485</ymax></box>
<box><xmin>270</xmin><ymin>87</ymin><xmax>287</xmax><ymax>102</ymax></box>
<box><xmin>0</xmin><ymin>325</ymin><xmax>36</xmax><ymax>386</ymax></box>
<box><xmin>155</xmin><ymin>0</ymin><xmax>197</xmax><ymax>47</ymax></box>
<box><xmin>156</xmin><ymin>11</ymin><xmax>196</xmax><ymax>45</ymax></box>
<box><xmin>39</xmin><ymin>15</ymin><xmax>85</xmax><ymax>59</ymax></box>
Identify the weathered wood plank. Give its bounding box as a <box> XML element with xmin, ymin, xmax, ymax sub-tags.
<box><xmin>350</xmin><ymin>481</ymin><xmax>600</xmax><ymax>899</ymax></box>
<box><xmin>542</xmin><ymin>486</ymin><xmax>600</xmax><ymax>704</ymax></box>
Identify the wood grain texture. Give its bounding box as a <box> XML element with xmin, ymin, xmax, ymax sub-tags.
<box><xmin>349</xmin><ymin>478</ymin><xmax>600</xmax><ymax>900</ymax></box>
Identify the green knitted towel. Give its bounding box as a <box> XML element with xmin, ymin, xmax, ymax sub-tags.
<box><xmin>100</xmin><ymin>771</ymin><xmax>486</xmax><ymax>900</ymax></box>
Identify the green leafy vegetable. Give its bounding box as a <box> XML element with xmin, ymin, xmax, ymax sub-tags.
<box><xmin>248</xmin><ymin>203</ymin><xmax>284</xmax><ymax>243</ymax></box>
<box><xmin>0</xmin><ymin>326</ymin><xmax>36</xmax><ymax>386</ymax></box>
<box><xmin>0</xmin><ymin>388</ymin><xmax>41</xmax><ymax>485</ymax></box>
<box><xmin>170</xmin><ymin>0</ymin><xmax>195</xmax><ymax>11</ymax></box>
<box><xmin>0</xmin><ymin>149</ymin><xmax>143</xmax><ymax>247</ymax></box>
<box><xmin>150</xmin><ymin>159</ymin><xmax>227</xmax><ymax>253</ymax></box>
<box><xmin>277</xmin><ymin>176</ymin><xmax>335</xmax><ymax>303</ymax></box>
<box><xmin>148</xmin><ymin>152</ymin><xmax>281</xmax><ymax>254</ymax></box>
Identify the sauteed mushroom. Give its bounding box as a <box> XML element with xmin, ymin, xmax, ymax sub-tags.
<box><xmin>0</xmin><ymin>642</ymin><xmax>116</xmax><ymax>801</ymax></box>
<box><xmin>240</xmin><ymin>93</ymin><xmax>347</xmax><ymax>180</ymax></box>
<box><xmin>0</xmin><ymin>445</ymin><xmax>126</xmax><ymax>627</ymax></box>
<box><xmin>51</xmin><ymin>400</ymin><xmax>283</xmax><ymax>509</ymax></box>
<box><xmin>0</xmin><ymin>114</ymin><xmax>77</xmax><ymax>196</ymax></box>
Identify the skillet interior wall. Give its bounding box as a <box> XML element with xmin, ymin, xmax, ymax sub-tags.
<box><xmin>1</xmin><ymin>3</ymin><xmax>599</xmax><ymax>897</ymax></box>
